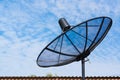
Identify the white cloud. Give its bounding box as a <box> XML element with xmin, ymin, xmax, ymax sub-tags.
<box><xmin>0</xmin><ymin>0</ymin><xmax>120</xmax><ymax>76</ymax></box>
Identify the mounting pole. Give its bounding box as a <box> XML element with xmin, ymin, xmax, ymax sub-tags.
<box><xmin>81</xmin><ymin>58</ymin><xmax>85</xmax><ymax>80</ymax></box>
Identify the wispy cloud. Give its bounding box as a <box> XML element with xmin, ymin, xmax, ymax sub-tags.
<box><xmin>0</xmin><ymin>0</ymin><xmax>120</xmax><ymax>76</ymax></box>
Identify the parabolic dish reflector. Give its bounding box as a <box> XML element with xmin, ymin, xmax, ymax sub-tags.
<box><xmin>37</xmin><ymin>17</ymin><xmax>112</xmax><ymax>67</ymax></box>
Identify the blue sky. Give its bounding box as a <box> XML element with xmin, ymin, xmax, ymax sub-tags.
<box><xmin>0</xmin><ymin>0</ymin><xmax>120</xmax><ymax>76</ymax></box>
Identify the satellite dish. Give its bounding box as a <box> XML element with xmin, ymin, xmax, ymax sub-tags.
<box><xmin>37</xmin><ymin>17</ymin><xmax>112</xmax><ymax>80</ymax></box>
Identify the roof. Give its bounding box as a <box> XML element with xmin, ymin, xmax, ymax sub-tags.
<box><xmin>0</xmin><ymin>76</ymin><xmax>120</xmax><ymax>80</ymax></box>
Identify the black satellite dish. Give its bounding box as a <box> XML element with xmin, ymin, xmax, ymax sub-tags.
<box><xmin>37</xmin><ymin>17</ymin><xmax>112</xmax><ymax>80</ymax></box>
